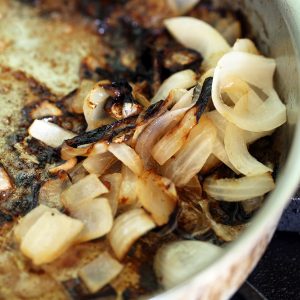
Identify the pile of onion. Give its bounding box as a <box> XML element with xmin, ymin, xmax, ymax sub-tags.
<box><xmin>18</xmin><ymin>16</ymin><xmax>286</xmax><ymax>293</ymax></box>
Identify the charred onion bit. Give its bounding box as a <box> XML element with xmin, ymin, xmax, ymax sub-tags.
<box><xmin>103</xmin><ymin>81</ymin><xmax>143</xmax><ymax>119</ymax></box>
<box><xmin>65</xmin><ymin>116</ymin><xmax>137</xmax><ymax>147</ymax></box>
<box><xmin>161</xmin><ymin>47</ymin><xmax>203</xmax><ymax>74</ymax></box>
<box><xmin>195</xmin><ymin>77</ymin><xmax>213</xmax><ymax>121</ymax></box>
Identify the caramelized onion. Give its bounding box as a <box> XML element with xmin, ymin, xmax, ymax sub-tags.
<box><xmin>138</xmin><ymin>171</ymin><xmax>178</xmax><ymax>226</ymax></box>
<box><xmin>79</xmin><ymin>252</ymin><xmax>123</xmax><ymax>293</ymax></box>
<box><xmin>203</xmin><ymin>173</ymin><xmax>275</xmax><ymax>201</ymax></box>
<box><xmin>151</xmin><ymin>70</ymin><xmax>197</xmax><ymax>104</ymax></box>
<box><xmin>109</xmin><ymin>208</ymin><xmax>156</xmax><ymax>260</ymax></box>
<box><xmin>49</xmin><ymin>158</ymin><xmax>77</xmax><ymax>174</ymax></box>
<box><xmin>29</xmin><ymin>120</ymin><xmax>76</xmax><ymax>148</ymax></box>
<box><xmin>61</xmin><ymin>174</ymin><xmax>108</xmax><ymax>208</ymax></box>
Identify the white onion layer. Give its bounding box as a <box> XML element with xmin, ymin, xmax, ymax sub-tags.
<box><xmin>203</xmin><ymin>173</ymin><xmax>275</xmax><ymax>201</ymax></box>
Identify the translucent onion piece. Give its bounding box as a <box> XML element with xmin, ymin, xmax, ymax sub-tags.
<box><xmin>61</xmin><ymin>174</ymin><xmax>109</xmax><ymax>208</ymax></box>
<box><xmin>224</xmin><ymin>123</ymin><xmax>272</xmax><ymax>176</ymax></box>
<box><xmin>154</xmin><ymin>240</ymin><xmax>222</xmax><ymax>289</ymax></box>
<box><xmin>60</xmin><ymin>143</ymin><xmax>91</xmax><ymax>160</ymax></box>
<box><xmin>14</xmin><ymin>205</ymin><xmax>55</xmax><ymax>242</ymax></box>
<box><xmin>29</xmin><ymin>119</ymin><xmax>76</xmax><ymax>148</ymax></box>
<box><xmin>102</xmin><ymin>173</ymin><xmax>122</xmax><ymax>216</ymax></box>
<box><xmin>203</xmin><ymin>173</ymin><xmax>275</xmax><ymax>201</ymax></box>
<box><xmin>232</xmin><ymin>39</ymin><xmax>259</xmax><ymax>55</ymax></box>
<box><xmin>20</xmin><ymin>210</ymin><xmax>83</xmax><ymax>265</ymax></box>
<box><xmin>49</xmin><ymin>158</ymin><xmax>77</xmax><ymax>174</ymax></box>
<box><xmin>0</xmin><ymin>166</ymin><xmax>13</xmax><ymax>192</ymax></box>
<box><xmin>71</xmin><ymin>79</ymin><xmax>95</xmax><ymax>114</ymax></box>
<box><xmin>108</xmin><ymin>143</ymin><xmax>143</xmax><ymax>176</ymax></box>
<box><xmin>118</xmin><ymin>165</ymin><xmax>138</xmax><ymax>207</ymax></box>
<box><xmin>70</xmin><ymin>197</ymin><xmax>113</xmax><ymax>242</ymax></box>
<box><xmin>199</xmin><ymin>200</ymin><xmax>246</xmax><ymax>242</ymax></box>
<box><xmin>79</xmin><ymin>252</ymin><xmax>123</xmax><ymax>293</ymax></box>
<box><xmin>83</xmin><ymin>83</ymin><xmax>110</xmax><ymax>131</ymax></box>
<box><xmin>88</xmin><ymin>141</ymin><xmax>109</xmax><ymax>156</ymax></box>
<box><xmin>109</xmin><ymin>208</ymin><xmax>156</xmax><ymax>260</ymax></box>
<box><xmin>152</xmin><ymin>107</ymin><xmax>198</xmax><ymax>165</ymax></box>
<box><xmin>39</xmin><ymin>175</ymin><xmax>71</xmax><ymax>210</ymax></box>
<box><xmin>164</xmin><ymin>17</ymin><xmax>230</xmax><ymax>61</ymax></box>
<box><xmin>151</xmin><ymin>70</ymin><xmax>196</xmax><ymax>103</ymax></box>
<box><xmin>135</xmin><ymin>108</ymin><xmax>189</xmax><ymax>169</ymax></box>
<box><xmin>212</xmin><ymin>51</ymin><xmax>287</xmax><ymax>132</ymax></box>
<box><xmin>171</xmin><ymin>88</ymin><xmax>194</xmax><ymax>110</ymax></box>
<box><xmin>82</xmin><ymin>152</ymin><xmax>117</xmax><ymax>176</ymax></box>
<box><xmin>163</xmin><ymin>117</ymin><xmax>216</xmax><ymax>186</ymax></box>
<box><xmin>167</xmin><ymin>0</ymin><xmax>200</xmax><ymax>14</ymax></box>
<box><xmin>201</xmin><ymin>154</ymin><xmax>221</xmax><ymax>174</ymax></box>
<box><xmin>31</xmin><ymin>101</ymin><xmax>62</xmax><ymax>119</ymax></box>
<box><xmin>138</xmin><ymin>171</ymin><xmax>178</xmax><ymax>226</ymax></box>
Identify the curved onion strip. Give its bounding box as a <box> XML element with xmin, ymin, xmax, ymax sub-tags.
<box><xmin>31</xmin><ymin>101</ymin><xmax>62</xmax><ymax>119</ymax></box>
<box><xmin>135</xmin><ymin>107</ymin><xmax>189</xmax><ymax>169</ymax></box>
<box><xmin>232</xmin><ymin>39</ymin><xmax>259</xmax><ymax>55</ymax></box>
<box><xmin>88</xmin><ymin>141</ymin><xmax>109</xmax><ymax>156</ymax></box>
<box><xmin>154</xmin><ymin>240</ymin><xmax>222</xmax><ymax>289</ymax></box>
<box><xmin>71</xmin><ymin>79</ymin><xmax>95</xmax><ymax>114</ymax></box>
<box><xmin>109</xmin><ymin>208</ymin><xmax>156</xmax><ymax>260</ymax></box>
<box><xmin>82</xmin><ymin>152</ymin><xmax>117</xmax><ymax>176</ymax></box>
<box><xmin>171</xmin><ymin>88</ymin><xmax>194</xmax><ymax>110</ymax></box>
<box><xmin>203</xmin><ymin>173</ymin><xmax>275</xmax><ymax>201</ymax></box>
<box><xmin>163</xmin><ymin>117</ymin><xmax>216</xmax><ymax>186</ymax></box>
<box><xmin>206</xmin><ymin>110</ymin><xmax>227</xmax><ymax>140</ymax></box>
<box><xmin>108</xmin><ymin>143</ymin><xmax>143</xmax><ymax>176</ymax></box>
<box><xmin>14</xmin><ymin>205</ymin><xmax>55</xmax><ymax>242</ymax></box>
<box><xmin>212</xmin><ymin>51</ymin><xmax>286</xmax><ymax>132</ymax></box>
<box><xmin>119</xmin><ymin>165</ymin><xmax>139</xmax><ymax>207</ymax></box>
<box><xmin>151</xmin><ymin>107</ymin><xmax>199</xmax><ymax>165</ymax></box>
<box><xmin>151</xmin><ymin>70</ymin><xmax>196</xmax><ymax>103</ymax></box>
<box><xmin>61</xmin><ymin>174</ymin><xmax>109</xmax><ymax>208</ymax></box>
<box><xmin>20</xmin><ymin>210</ymin><xmax>83</xmax><ymax>265</ymax></box>
<box><xmin>83</xmin><ymin>83</ymin><xmax>110</xmax><ymax>131</ymax></box>
<box><xmin>138</xmin><ymin>171</ymin><xmax>178</xmax><ymax>226</ymax></box>
<box><xmin>79</xmin><ymin>252</ymin><xmax>123</xmax><ymax>293</ymax></box>
<box><xmin>29</xmin><ymin>120</ymin><xmax>76</xmax><ymax>148</ymax></box>
<box><xmin>60</xmin><ymin>143</ymin><xmax>91</xmax><ymax>160</ymax></box>
<box><xmin>49</xmin><ymin>158</ymin><xmax>77</xmax><ymax>174</ymax></box>
<box><xmin>102</xmin><ymin>173</ymin><xmax>122</xmax><ymax>216</ymax></box>
<box><xmin>164</xmin><ymin>17</ymin><xmax>230</xmax><ymax>61</ymax></box>
<box><xmin>70</xmin><ymin>197</ymin><xmax>113</xmax><ymax>242</ymax></box>
<box><xmin>224</xmin><ymin>123</ymin><xmax>272</xmax><ymax>176</ymax></box>
<box><xmin>167</xmin><ymin>0</ymin><xmax>201</xmax><ymax>14</ymax></box>
<box><xmin>212</xmin><ymin>137</ymin><xmax>239</xmax><ymax>173</ymax></box>
<box><xmin>199</xmin><ymin>200</ymin><xmax>246</xmax><ymax>242</ymax></box>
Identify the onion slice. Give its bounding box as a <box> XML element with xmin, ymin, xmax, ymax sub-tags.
<box><xmin>138</xmin><ymin>171</ymin><xmax>178</xmax><ymax>226</ymax></box>
<box><xmin>83</xmin><ymin>83</ymin><xmax>110</xmax><ymax>131</ymax></box>
<box><xmin>164</xmin><ymin>17</ymin><xmax>230</xmax><ymax>62</ymax></box>
<box><xmin>108</xmin><ymin>143</ymin><xmax>143</xmax><ymax>176</ymax></box>
<box><xmin>79</xmin><ymin>252</ymin><xmax>123</xmax><ymax>293</ymax></box>
<box><xmin>135</xmin><ymin>107</ymin><xmax>189</xmax><ymax>169</ymax></box>
<box><xmin>224</xmin><ymin>123</ymin><xmax>272</xmax><ymax>176</ymax></box>
<box><xmin>203</xmin><ymin>173</ymin><xmax>275</xmax><ymax>201</ymax></box>
<box><xmin>118</xmin><ymin>165</ymin><xmax>139</xmax><ymax>207</ymax></box>
<box><xmin>70</xmin><ymin>197</ymin><xmax>113</xmax><ymax>242</ymax></box>
<box><xmin>20</xmin><ymin>210</ymin><xmax>83</xmax><ymax>265</ymax></box>
<box><xmin>82</xmin><ymin>152</ymin><xmax>117</xmax><ymax>176</ymax></box>
<box><xmin>163</xmin><ymin>116</ymin><xmax>216</xmax><ymax>186</ymax></box>
<box><xmin>61</xmin><ymin>174</ymin><xmax>108</xmax><ymax>208</ymax></box>
<box><xmin>212</xmin><ymin>51</ymin><xmax>287</xmax><ymax>132</ymax></box>
<box><xmin>151</xmin><ymin>70</ymin><xmax>196</xmax><ymax>104</ymax></box>
<box><xmin>60</xmin><ymin>143</ymin><xmax>91</xmax><ymax>160</ymax></box>
<box><xmin>102</xmin><ymin>173</ymin><xmax>122</xmax><ymax>216</ymax></box>
<box><xmin>167</xmin><ymin>0</ymin><xmax>201</xmax><ymax>14</ymax></box>
<box><xmin>29</xmin><ymin>120</ymin><xmax>76</xmax><ymax>148</ymax></box>
<box><xmin>154</xmin><ymin>240</ymin><xmax>222</xmax><ymax>289</ymax></box>
<box><xmin>49</xmin><ymin>158</ymin><xmax>77</xmax><ymax>174</ymax></box>
<box><xmin>232</xmin><ymin>39</ymin><xmax>259</xmax><ymax>55</ymax></box>
<box><xmin>109</xmin><ymin>208</ymin><xmax>156</xmax><ymax>260</ymax></box>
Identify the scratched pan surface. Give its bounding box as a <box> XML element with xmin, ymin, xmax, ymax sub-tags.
<box><xmin>0</xmin><ymin>1</ymin><xmax>300</xmax><ymax>300</ymax></box>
